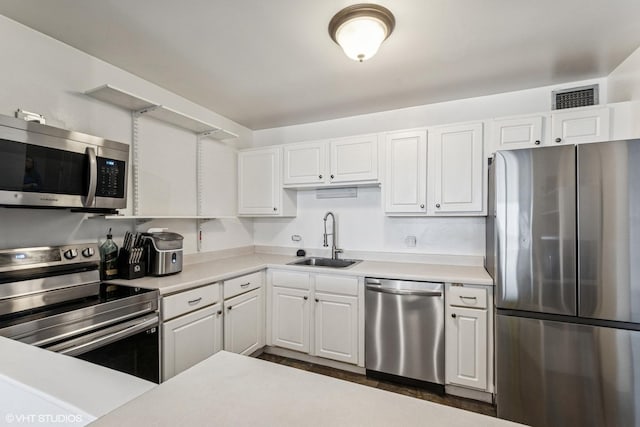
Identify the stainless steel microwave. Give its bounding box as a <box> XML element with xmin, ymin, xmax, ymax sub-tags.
<box><xmin>0</xmin><ymin>114</ymin><xmax>128</xmax><ymax>211</ymax></box>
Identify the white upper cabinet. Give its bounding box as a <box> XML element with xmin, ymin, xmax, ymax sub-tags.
<box><xmin>283</xmin><ymin>142</ymin><xmax>327</xmax><ymax>185</ymax></box>
<box><xmin>492</xmin><ymin>115</ymin><xmax>544</xmax><ymax>151</ymax></box>
<box><xmin>329</xmin><ymin>135</ymin><xmax>379</xmax><ymax>184</ymax></box>
<box><xmin>551</xmin><ymin>106</ymin><xmax>610</xmax><ymax>145</ymax></box>
<box><xmin>238</xmin><ymin>147</ymin><xmax>296</xmax><ymax>217</ymax></box>
<box><xmin>428</xmin><ymin>123</ymin><xmax>484</xmax><ymax>214</ymax></box>
<box><xmin>384</xmin><ymin>130</ymin><xmax>428</xmax><ymax>213</ymax></box>
<box><xmin>281</xmin><ymin>134</ymin><xmax>379</xmax><ymax>187</ymax></box>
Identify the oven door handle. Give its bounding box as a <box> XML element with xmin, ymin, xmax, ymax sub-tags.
<box><xmin>83</xmin><ymin>146</ymin><xmax>97</xmax><ymax>208</ymax></box>
<box><xmin>52</xmin><ymin>315</ymin><xmax>158</xmax><ymax>357</ymax></box>
<box><xmin>365</xmin><ymin>284</ymin><xmax>442</xmax><ymax>297</ymax></box>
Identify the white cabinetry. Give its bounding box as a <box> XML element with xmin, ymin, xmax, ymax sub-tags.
<box><xmin>329</xmin><ymin>135</ymin><xmax>379</xmax><ymax>184</ymax></box>
<box><xmin>551</xmin><ymin>106</ymin><xmax>610</xmax><ymax>145</ymax></box>
<box><xmin>384</xmin><ymin>130</ymin><xmax>427</xmax><ymax>213</ymax></box>
<box><xmin>238</xmin><ymin>147</ymin><xmax>296</xmax><ymax>216</ymax></box>
<box><xmin>283</xmin><ymin>142</ymin><xmax>326</xmax><ymax>185</ymax></box>
<box><xmin>428</xmin><ymin>123</ymin><xmax>484</xmax><ymax>214</ymax></box>
<box><xmin>492</xmin><ymin>115</ymin><xmax>544</xmax><ymax>151</ymax></box>
<box><xmin>268</xmin><ymin>270</ymin><xmax>361</xmax><ymax>365</ymax></box>
<box><xmin>282</xmin><ymin>134</ymin><xmax>379</xmax><ymax>187</ymax></box>
<box><xmin>445</xmin><ymin>284</ymin><xmax>493</xmax><ymax>396</ymax></box>
<box><xmin>490</xmin><ymin>107</ymin><xmax>611</xmax><ymax>155</ymax></box>
<box><xmin>162</xmin><ymin>283</ymin><xmax>223</xmax><ymax>381</ymax></box>
<box><xmin>271</xmin><ymin>286</ymin><xmax>311</xmax><ymax>353</ymax></box>
<box><xmin>223</xmin><ymin>271</ymin><xmax>265</xmax><ymax>356</ymax></box>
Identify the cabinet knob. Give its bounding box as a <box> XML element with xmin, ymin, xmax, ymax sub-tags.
<box><xmin>534</xmin><ymin>140</ymin><xmax>541</xmax><ymax>145</ymax></box>
<box><xmin>273</xmin><ymin>207</ymin><xmax>277</xmax><ymax>211</ymax></box>
<box><xmin>555</xmin><ymin>137</ymin><xmax>562</xmax><ymax>143</ymax></box>
<box><xmin>228</xmin><ymin>306</ymin><xmax>233</xmax><ymax>310</ymax></box>
<box><xmin>303</xmin><ymin>296</ymin><xmax>308</xmax><ymax>300</ymax></box>
<box><xmin>330</xmin><ymin>174</ymin><xmax>334</xmax><ymax>179</ymax></box>
<box><xmin>315</xmin><ymin>298</ymin><xmax>319</xmax><ymax>302</ymax></box>
<box><xmin>436</xmin><ymin>203</ymin><xmax>441</xmax><ymax>208</ymax></box>
<box><xmin>420</xmin><ymin>204</ymin><xmax>425</xmax><ymax>209</ymax></box>
<box><xmin>451</xmin><ymin>313</ymin><xmax>457</xmax><ymax>318</ymax></box>
<box><xmin>319</xmin><ymin>174</ymin><xmax>323</xmax><ymax>179</ymax></box>
<box><xmin>217</xmin><ymin>310</ymin><xmax>222</xmax><ymax>316</ymax></box>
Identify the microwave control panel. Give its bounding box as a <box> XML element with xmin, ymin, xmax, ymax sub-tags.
<box><xmin>96</xmin><ymin>157</ymin><xmax>126</xmax><ymax>198</ymax></box>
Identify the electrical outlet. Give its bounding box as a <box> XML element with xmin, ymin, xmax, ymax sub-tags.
<box><xmin>405</xmin><ymin>235</ymin><xmax>417</xmax><ymax>247</ymax></box>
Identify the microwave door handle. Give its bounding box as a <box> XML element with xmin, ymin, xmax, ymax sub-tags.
<box><xmin>83</xmin><ymin>147</ymin><xmax>97</xmax><ymax>207</ymax></box>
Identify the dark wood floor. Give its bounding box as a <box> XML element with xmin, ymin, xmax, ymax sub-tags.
<box><xmin>257</xmin><ymin>353</ymin><xmax>496</xmax><ymax>417</ymax></box>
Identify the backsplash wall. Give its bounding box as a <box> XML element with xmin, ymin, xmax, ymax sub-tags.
<box><xmin>252</xmin><ymin>188</ymin><xmax>486</xmax><ymax>257</ymax></box>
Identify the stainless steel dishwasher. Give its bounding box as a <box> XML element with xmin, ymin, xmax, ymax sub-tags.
<box><xmin>365</xmin><ymin>278</ymin><xmax>444</xmax><ymax>391</ymax></box>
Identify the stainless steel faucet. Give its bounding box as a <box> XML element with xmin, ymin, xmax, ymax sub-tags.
<box><xmin>323</xmin><ymin>211</ymin><xmax>343</xmax><ymax>260</ymax></box>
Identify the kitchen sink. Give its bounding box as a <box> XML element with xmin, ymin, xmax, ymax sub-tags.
<box><xmin>288</xmin><ymin>257</ymin><xmax>362</xmax><ymax>268</ymax></box>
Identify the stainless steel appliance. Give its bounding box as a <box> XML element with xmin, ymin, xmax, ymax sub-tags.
<box><xmin>143</xmin><ymin>232</ymin><xmax>183</xmax><ymax>276</ymax></box>
<box><xmin>0</xmin><ymin>114</ymin><xmax>128</xmax><ymax>211</ymax></box>
<box><xmin>365</xmin><ymin>278</ymin><xmax>444</xmax><ymax>391</ymax></box>
<box><xmin>487</xmin><ymin>140</ymin><xmax>640</xmax><ymax>427</ymax></box>
<box><xmin>0</xmin><ymin>244</ymin><xmax>160</xmax><ymax>383</ymax></box>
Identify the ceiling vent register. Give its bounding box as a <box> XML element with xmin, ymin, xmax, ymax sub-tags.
<box><xmin>552</xmin><ymin>84</ymin><xmax>599</xmax><ymax>110</ymax></box>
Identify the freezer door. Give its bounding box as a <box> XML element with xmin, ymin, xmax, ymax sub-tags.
<box><xmin>578</xmin><ymin>139</ymin><xmax>640</xmax><ymax>323</ymax></box>
<box><xmin>496</xmin><ymin>314</ymin><xmax>640</xmax><ymax>427</ymax></box>
<box><xmin>495</xmin><ymin>146</ymin><xmax>577</xmax><ymax>315</ymax></box>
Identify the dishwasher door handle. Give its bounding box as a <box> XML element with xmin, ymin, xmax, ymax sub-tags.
<box><xmin>365</xmin><ymin>284</ymin><xmax>442</xmax><ymax>297</ymax></box>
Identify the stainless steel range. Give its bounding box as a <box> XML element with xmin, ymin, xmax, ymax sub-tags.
<box><xmin>0</xmin><ymin>244</ymin><xmax>160</xmax><ymax>383</ymax></box>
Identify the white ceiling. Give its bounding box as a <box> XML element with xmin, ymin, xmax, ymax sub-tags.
<box><xmin>1</xmin><ymin>1</ymin><xmax>640</xmax><ymax>130</ymax></box>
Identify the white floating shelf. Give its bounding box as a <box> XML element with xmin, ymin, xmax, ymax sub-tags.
<box><xmin>85</xmin><ymin>84</ymin><xmax>239</xmax><ymax>141</ymax></box>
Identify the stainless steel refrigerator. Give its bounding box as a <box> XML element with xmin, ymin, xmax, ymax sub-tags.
<box><xmin>487</xmin><ymin>140</ymin><xmax>640</xmax><ymax>427</ymax></box>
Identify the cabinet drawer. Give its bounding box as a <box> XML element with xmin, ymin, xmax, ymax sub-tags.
<box><xmin>224</xmin><ymin>271</ymin><xmax>263</xmax><ymax>300</ymax></box>
<box><xmin>270</xmin><ymin>270</ymin><xmax>310</xmax><ymax>290</ymax></box>
<box><xmin>163</xmin><ymin>283</ymin><xmax>220</xmax><ymax>320</ymax></box>
<box><xmin>449</xmin><ymin>286</ymin><xmax>487</xmax><ymax>309</ymax></box>
<box><xmin>315</xmin><ymin>274</ymin><xmax>358</xmax><ymax>296</ymax></box>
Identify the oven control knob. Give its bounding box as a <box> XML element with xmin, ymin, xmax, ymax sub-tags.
<box><xmin>64</xmin><ymin>249</ymin><xmax>78</xmax><ymax>260</ymax></box>
<box><xmin>82</xmin><ymin>247</ymin><xmax>95</xmax><ymax>258</ymax></box>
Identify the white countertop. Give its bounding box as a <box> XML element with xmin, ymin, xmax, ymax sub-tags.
<box><xmin>0</xmin><ymin>337</ymin><xmax>155</xmax><ymax>422</ymax></box>
<box><xmin>91</xmin><ymin>351</ymin><xmax>519</xmax><ymax>427</ymax></box>
<box><xmin>109</xmin><ymin>251</ymin><xmax>492</xmax><ymax>295</ymax></box>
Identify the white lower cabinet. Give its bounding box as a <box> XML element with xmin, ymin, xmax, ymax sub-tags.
<box><xmin>224</xmin><ymin>288</ymin><xmax>264</xmax><ymax>355</ymax></box>
<box><xmin>268</xmin><ymin>270</ymin><xmax>362</xmax><ymax>365</ymax></box>
<box><xmin>314</xmin><ymin>292</ymin><xmax>358</xmax><ymax>364</ymax></box>
<box><xmin>271</xmin><ymin>286</ymin><xmax>311</xmax><ymax>353</ymax></box>
<box><xmin>162</xmin><ymin>303</ymin><xmax>223</xmax><ymax>381</ymax></box>
<box><xmin>445</xmin><ymin>284</ymin><xmax>493</xmax><ymax>394</ymax></box>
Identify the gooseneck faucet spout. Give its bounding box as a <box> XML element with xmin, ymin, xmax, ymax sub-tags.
<box><xmin>323</xmin><ymin>211</ymin><xmax>343</xmax><ymax>260</ymax></box>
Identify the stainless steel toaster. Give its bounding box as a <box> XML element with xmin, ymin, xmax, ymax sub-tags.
<box><xmin>143</xmin><ymin>232</ymin><xmax>183</xmax><ymax>276</ymax></box>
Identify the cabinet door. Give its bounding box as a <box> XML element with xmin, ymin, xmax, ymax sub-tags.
<box><xmin>329</xmin><ymin>135</ymin><xmax>379</xmax><ymax>183</ymax></box>
<box><xmin>224</xmin><ymin>289</ymin><xmax>264</xmax><ymax>356</ymax></box>
<box><xmin>428</xmin><ymin>123</ymin><xmax>483</xmax><ymax>214</ymax></box>
<box><xmin>551</xmin><ymin>107</ymin><xmax>610</xmax><ymax>145</ymax></box>
<box><xmin>385</xmin><ymin>130</ymin><xmax>427</xmax><ymax>213</ymax></box>
<box><xmin>314</xmin><ymin>293</ymin><xmax>358</xmax><ymax>364</ymax></box>
<box><xmin>272</xmin><ymin>287</ymin><xmax>310</xmax><ymax>353</ymax></box>
<box><xmin>162</xmin><ymin>303</ymin><xmax>223</xmax><ymax>381</ymax></box>
<box><xmin>283</xmin><ymin>142</ymin><xmax>327</xmax><ymax>185</ymax></box>
<box><xmin>238</xmin><ymin>147</ymin><xmax>281</xmax><ymax>215</ymax></box>
<box><xmin>445</xmin><ymin>305</ymin><xmax>487</xmax><ymax>390</ymax></box>
<box><xmin>492</xmin><ymin>115</ymin><xmax>544</xmax><ymax>150</ymax></box>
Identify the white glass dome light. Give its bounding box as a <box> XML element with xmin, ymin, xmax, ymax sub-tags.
<box><xmin>329</xmin><ymin>4</ymin><xmax>395</xmax><ymax>62</ymax></box>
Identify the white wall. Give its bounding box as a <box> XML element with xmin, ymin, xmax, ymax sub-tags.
<box><xmin>0</xmin><ymin>16</ymin><xmax>253</xmax><ymax>252</ymax></box>
<box><xmin>609</xmin><ymin>45</ymin><xmax>640</xmax><ymax>102</ymax></box>
<box><xmin>253</xmin><ymin>188</ymin><xmax>485</xmax><ymax>256</ymax></box>
<box><xmin>252</xmin><ymin>78</ymin><xmax>608</xmax><ymax>146</ymax></box>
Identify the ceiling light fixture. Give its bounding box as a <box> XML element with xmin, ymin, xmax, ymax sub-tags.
<box><xmin>328</xmin><ymin>3</ymin><xmax>395</xmax><ymax>62</ymax></box>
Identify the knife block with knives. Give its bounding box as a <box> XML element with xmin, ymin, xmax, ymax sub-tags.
<box><xmin>118</xmin><ymin>232</ymin><xmax>146</xmax><ymax>280</ymax></box>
